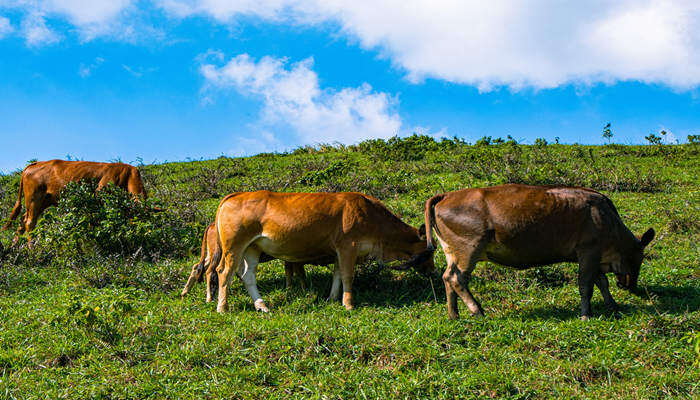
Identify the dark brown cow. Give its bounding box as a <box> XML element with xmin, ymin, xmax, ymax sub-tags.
<box><xmin>3</xmin><ymin>160</ymin><xmax>146</xmax><ymax>236</ymax></box>
<box><xmin>181</xmin><ymin>223</ymin><xmax>332</xmax><ymax>302</ymax></box>
<box><xmin>214</xmin><ymin>191</ymin><xmax>433</xmax><ymax>313</ymax></box>
<box><xmin>416</xmin><ymin>184</ymin><xmax>654</xmax><ymax>320</ymax></box>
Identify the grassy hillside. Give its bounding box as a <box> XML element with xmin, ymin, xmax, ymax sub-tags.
<box><xmin>0</xmin><ymin>137</ymin><xmax>699</xmax><ymax>399</ymax></box>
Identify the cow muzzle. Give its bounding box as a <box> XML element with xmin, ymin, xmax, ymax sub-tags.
<box><xmin>615</xmin><ymin>273</ymin><xmax>637</xmax><ymax>291</ymax></box>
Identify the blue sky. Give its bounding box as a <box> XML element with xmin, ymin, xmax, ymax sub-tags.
<box><xmin>1</xmin><ymin>1</ymin><xmax>699</xmax><ymax>172</ymax></box>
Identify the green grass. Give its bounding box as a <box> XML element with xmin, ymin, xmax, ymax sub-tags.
<box><xmin>0</xmin><ymin>138</ymin><xmax>699</xmax><ymax>399</ymax></box>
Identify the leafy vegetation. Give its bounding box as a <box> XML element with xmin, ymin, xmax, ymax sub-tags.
<box><xmin>0</xmin><ymin>137</ymin><xmax>698</xmax><ymax>399</ymax></box>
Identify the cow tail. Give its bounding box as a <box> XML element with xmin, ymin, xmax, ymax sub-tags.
<box><xmin>195</xmin><ymin>227</ymin><xmax>211</xmax><ymax>282</ymax></box>
<box><xmin>208</xmin><ymin>231</ymin><xmax>222</xmax><ymax>293</ymax></box>
<box><xmin>424</xmin><ymin>193</ymin><xmax>445</xmax><ymax>252</ymax></box>
<box><xmin>3</xmin><ymin>172</ymin><xmax>24</xmax><ymax>230</ymax></box>
<box><xmin>131</xmin><ymin>168</ymin><xmax>147</xmax><ymax>200</ymax></box>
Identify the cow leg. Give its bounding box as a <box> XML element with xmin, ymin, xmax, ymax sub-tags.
<box><xmin>206</xmin><ymin>261</ymin><xmax>218</xmax><ymax>303</ymax></box>
<box><xmin>13</xmin><ymin>219</ymin><xmax>25</xmax><ymax>244</ymax></box>
<box><xmin>576</xmin><ymin>250</ymin><xmax>601</xmax><ymax>320</ymax></box>
<box><xmin>594</xmin><ymin>273</ymin><xmax>619</xmax><ymax>314</ymax></box>
<box><xmin>294</xmin><ymin>263</ymin><xmax>307</xmax><ymax>291</ymax></box>
<box><xmin>328</xmin><ymin>262</ymin><xmax>342</xmax><ymax>301</ymax></box>
<box><xmin>181</xmin><ymin>262</ymin><xmax>203</xmax><ymax>298</ymax></box>
<box><xmin>239</xmin><ymin>249</ymin><xmax>267</xmax><ymax>312</ymax></box>
<box><xmin>443</xmin><ymin>240</ymin><xmax>486</xmax><ymax>319</ymax></box>
<box><xmin>23</xmin><ymin>195</ymin><xmax>47</xmax><ymax>244</ymax></box>
<box><xmin>284</xmin><ymin>262</ymin><xmax>294</xmax><ymax>288</ymax></box>
<box><xmin>217</xmin><ymin>250</ymin><xmax>244</xmax><ymax>313</ymax></box>
<box><xmin>444</xmin><ymin>263</ymin><xmax>483</xmax><ymax>318</ymax></box>
<box><xmin>441</xmin><ymin>251</ymin><xmax>460</xmax><ymax>320</ymax></box>
<box><xmin>338</xmin><ymin>247</ymin><xmax>358</xmax><ymax>310</ymax></box>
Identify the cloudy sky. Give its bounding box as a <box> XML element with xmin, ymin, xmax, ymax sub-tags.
<box><xmin>1</xmin><ymin>1</ymin><xmax>699</xmax><ymax>172</ymax></box>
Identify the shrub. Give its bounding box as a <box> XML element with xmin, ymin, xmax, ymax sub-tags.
<box><xmin>299</xmin><ymin>160</ymin><xmax>349</xmax><ymax>186</ymax></box>
<box><xmin>31</xmin><ymin>181</ymin><xmax>199</xmax><ymax>263</ymax></box>
<box><xmin>602</xmin><ymin>122</ymin><xmax>613</xmax><ymax>143</ymax></box>
<box><xmin>52</xmin><ymin>289</ymin><xmax>136</xmax><ymax>345</ymax></box>
<box><xmin>354</xmin><ymin>134</ymin><xmax>439</xmax><ymax>161</ymax></box>
<box><xmin>534</xmin><ymin>138</ymin><xmax>548</xmax><ymax>147</ymax></box>
<box><xmin>645</xmin><ymin>132</ymin><xmax>663</xmax><ymax>145</ymax></box>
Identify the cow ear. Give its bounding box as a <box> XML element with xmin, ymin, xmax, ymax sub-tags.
<box><xmin>639</xmin><ymin>228</ymin><xmax>655</xmax><ymax>247</ymax></box>
<box><xmin>418</xmin><ymin>224</ymin><xmax>426</xmax><ymax>240</ymax></box>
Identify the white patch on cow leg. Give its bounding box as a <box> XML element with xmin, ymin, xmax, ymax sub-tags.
<box><xmin>328</xmin><ymin>263</ymin><xmax>341</xmax><ymax>301</ymax></box>
<box><xmin>241</xmin><ymin>251</ymin><xmax>268</xmax><ymax>312</ymax></box>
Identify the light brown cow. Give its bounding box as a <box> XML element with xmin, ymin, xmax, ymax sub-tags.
<box><xmin>3</xmin><ymin>160</ymin><xmax>146</xmax><ymax>237</ymax></box>
<box><xmin>416</xmin><ymin>184</ymin><xmax>654</xmax><ymax>320</ymax></box>
<box><xmin>181</xmin><ymin>223</ymin><xmax>329</xmax><ymax>302</ymax></box>
<box><xmin>214</xmin><ymin>191</ymin><xmax>434</xmax><ymax>313</ymax></box>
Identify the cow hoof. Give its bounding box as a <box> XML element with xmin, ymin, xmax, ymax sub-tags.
<box><xmin>254</xmin><ymin>299</ymin><xmax>269</xmax><ymax>313</ymax></box>
<box><xmin>580</xmin><ymin>315</ymin><xmax>590</xmax><ymax>321</ymax></box>
<box><xmin>344</xmin><ymin>304</ymin><xmax>354</xmax><ymax>311</ymax></box>
<box><xmin>217</xmin><ymin>304</ymin><xmax>228</xmax><ymax>313</ymax></box>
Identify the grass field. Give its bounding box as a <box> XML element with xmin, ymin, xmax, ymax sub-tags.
<box><xmin>0</xmin><ymin>137</ymin><xmax>698</xmax><ymax>399</ymax></box>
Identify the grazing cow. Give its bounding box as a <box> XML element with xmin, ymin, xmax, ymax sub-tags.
<box><xmin>181</xmin><ymin>223</ymin><xmax>329</xmax><ymax>302</ymax></box>
<box><xmin>214</xmin><ymin>191</ymin><xmax>434</xmax><ymax>313</ymax></box>
<box><xmin>3</xmin><ymin>160</ymin><xmax>146</xmax><ymax>237</ymax></box>
<box><xmin>417</xmin><ymin>184</ymin><xmax>654</xmax><ymax>320</ymax></box>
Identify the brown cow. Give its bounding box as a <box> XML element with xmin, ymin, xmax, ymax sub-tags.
<box><xmin>416</xmin><ymin>184</ymin><xmax>654</xmax><ymax>320</ymax></box>
<box><xmin>3</xmin><ymin>160</ymin><xmax>146</xmax><ymax>237</ymax></box>
<box><xmin>214</xmin><ymin>191</ymin><xmax>434</xmax><ymax>313</ymax></box>
<box><xmin>181</xmin><ymin>223</ymin><xmax>331</xmax><ymax>302</ymax></box>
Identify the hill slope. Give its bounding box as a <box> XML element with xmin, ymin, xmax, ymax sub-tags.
<box><xmin>1</xmin><ymin>138</ymin><xmax>699</xmax><ymax>399</ymax></box>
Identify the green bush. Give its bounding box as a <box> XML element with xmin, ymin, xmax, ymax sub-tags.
<box><xmin>299</xmin><ymin>160</ymin><xmax>349</xmax><ymax>186</ymax></box>
<box><xmin>52</xmin><ymin>289</ymin><xmax>136</xmax><ymax>345</ymax></box>
<box><xmin>31</xmin><ymin>181</ymin><xmax>199</xmax><ymax>262</ymax></box>
<box><xmin>354</xmin><ymin>134</ymin><xmax>441</xmax><ymax>161</ymax></box>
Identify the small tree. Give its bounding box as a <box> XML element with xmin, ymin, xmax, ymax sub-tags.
<box><xmin>645</xmin><ymin>132</ymin><xmax>662</xmax><ymax>145</ymax></box>
<box><xmin>534</xmin><ymin>138</ymin><xmax>548</xmax><ymax>147</ymax></box>
<box><xmin>602</xmin><ymin>123</ymin><xmax>613</xmax><ymax>144</ymax></box>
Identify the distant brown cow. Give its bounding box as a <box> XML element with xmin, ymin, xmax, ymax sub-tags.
<box><xmin>3</xmin><ymin>160</ymin><xmax>146</xmax><ymax>237</ymax></box>
<box><xmin>416</xmin><ymin>184</ymin><xmax>654</xmax><ymax>320</ymax></box>
<box><xmin>181</xmin><ymin>223</ymin><xmax>332</xmax><ymax>302</ymax></box>
<box><xmin>214</xmin><ymin>191</ymin><xmax>434</xmax><ymax>313</ymax></box>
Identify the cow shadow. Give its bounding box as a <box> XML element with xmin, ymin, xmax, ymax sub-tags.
<box><xmin>254</xmin><ymin>263</ymin><xmax>445</xmax><ymax>310</ymax></box>
<box><xmin>636</xmin><ymin>284</ymin><xmax>700</xmax><ymax>314</ymax></box>
<box><xmin>511</xmin><ymin>284</ymin><xmax>700</xmax><ymax>321</ymax></box>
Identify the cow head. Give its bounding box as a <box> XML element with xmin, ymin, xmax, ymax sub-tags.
<box><xmin>614</xmin><ymin>228</ymin><xmax>655</xmax><ymax>291</ymax></box>
<box><xmin>387</xmin><ymin>224</ymin><xmax>436</xmax><ymax>275</ymax></box>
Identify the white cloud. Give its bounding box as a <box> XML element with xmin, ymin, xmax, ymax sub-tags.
<box><xmin>229</xmin><ymin>130</ymin><xmax>282</xmax><ymax>156</ymax></box>
<box><xmin>122</xmin><ymin>64</ymin><xmax>158</xmax><ymax>77</ymax></box>
<box><xmin>46</xmin><ymin>0</ymin><xmax>131</xmax><ymax>25</ymax></box>
<box><xmin>0</xmin><ymin>0</ymin><xmax>155</xmax><ymax>42</ymax></box>
<box><xmin>21</xmin><ymin>12</ymin><xmax>59</xmax><ymax>46</ymax></box>
<box><xmin>4</xmin><ymin>1</ymin><xmax>700</xmax><ymax>91</ymax></box>
<box><xmin>78</xmin><ymin>56</ymin><xmax>105</xmax><ymax>77</ymax></box>
<box><xmin>164</xmin><ymin>0</ymin><xmax>700</xmax><ymax>91</ymax></box>
<box><xmin>201</xmin><ymin>53</ymin><xmax>401</xmax><ymax>146</ymax></box>
<box><xmin>0</xmin><ymin>15</ymin><xmax>12</xmax><ymax>38</ymax></box>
